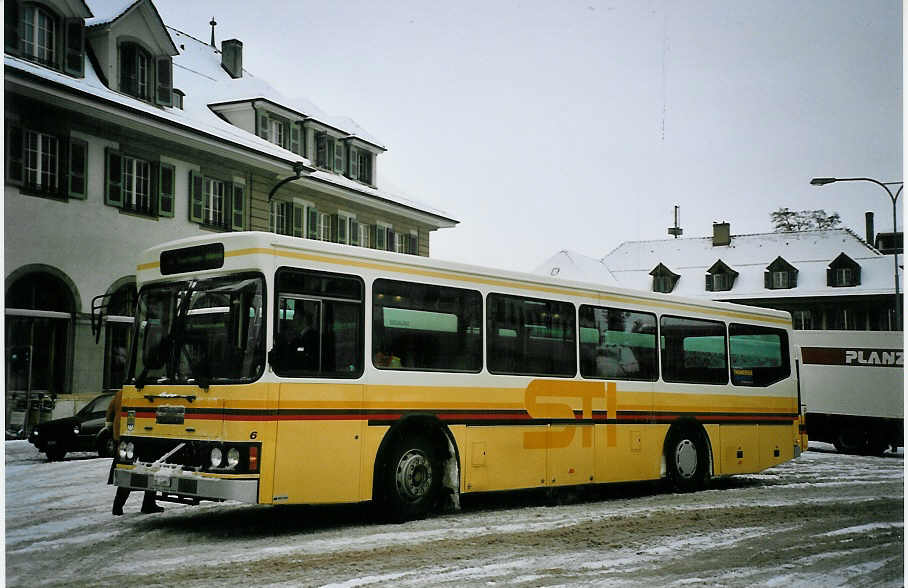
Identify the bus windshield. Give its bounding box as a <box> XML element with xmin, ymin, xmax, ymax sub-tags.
<box><xmin>130</xmin><ymin>273</ymin><xmax>266</xmax><ymax>387</ymax></box>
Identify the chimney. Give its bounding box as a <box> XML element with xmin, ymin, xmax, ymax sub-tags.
<box><xmin>865</xmin><ymin>211</ymin><xmax>875</xmax><ymax>246</ymax></box>
<box><xmin>221</xmin><ymin>39</ymin><xmax>243</xmax><ymax>79</ymax></box>
<box><xmin>712</xmin><ymin>222</ymin><xmax>731</xmax><ymax>246</ymax></box>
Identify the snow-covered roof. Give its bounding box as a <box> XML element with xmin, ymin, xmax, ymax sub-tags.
<box><xmin>5</xmin><ymin>2</ymin><xmax>456</xmax><ymax>225</ymax></box>
<box><xmin>537</xmin><ymin>228</ymin><xmax>897</xmax><ymax>299</ymax></box>
<box><xmin>532</xmin><ymin>250</ymin><xmax>619</xmax><ymax>286</ymax></box>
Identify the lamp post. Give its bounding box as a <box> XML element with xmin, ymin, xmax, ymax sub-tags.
<box><xmin>810</xmin><ymin>177</ymin><xmax>903</xmax><ymax>330</ymax></box>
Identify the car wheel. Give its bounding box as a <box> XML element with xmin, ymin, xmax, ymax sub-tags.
<box><xmin>45</xmin><ymin>448</ymin><xmax>66</xmax><ymax>462</ymax></box>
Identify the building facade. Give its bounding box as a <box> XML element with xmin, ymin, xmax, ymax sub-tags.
<box><xmin>4</xmin><ymin>0</ymin><xmax>457</xmax><ymax>422</ymax></box>
<box><xmin>536</xmin><ymin>221</ymin><xmax>901</xmax><ymax>332</ymax></box>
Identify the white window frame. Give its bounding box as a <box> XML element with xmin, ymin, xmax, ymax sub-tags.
<box><xmin>122</xmin><ymin>155</ymin><xmax>151</xmax><ymax>210</ymax></box>
<box><xmin>270</xmin><ymin>119</ymin><xmax>284</xmax><ymax>148</ymax></box>
<box><xmin>835</xmin><ymin>267</ymin><xmax>853</xmax><ymax>286</ymax></box>
<box><xmin>23</xmin><ymin>130</ymin><xmax>58</xmax><ymax>190</ymax></box>
<box><xmin>336</xmin><ymin>211</ymin><xmax>353</xmax><ymax>245</ymax></box>
<box><xmin>319</xmin><ymin>212</ymin><xmax>331</xmax><ymax>241</ymax></box>
<box><xmin>22</xmin><ymin>5</ymin><xmax>56</xmax><ymax>63</ymax></box>
<box><xmin>375</xmin><ymin>221</ymin><xmax>391</xmax><ymax>250</ymax></box>
<box><xmin>334</xmin><ymin>142</ymin><xmax>344</xmax><ymax>172</ymax></box>
<box><xmin>712</xmin><ymin>273</ymin><xmax>728</xmax><ymax>291</ymax></box>
<box><xmin>772</xmin><ymin>271</ymin><xmax>789</xmax><ymax>289</ymax></box>
<box><xmin>204</xmin><ymin>178</ymin><xmax>225</xmax><ymax>226</ymax></box>
<box><xmin>359</xmin><ymin>223</ymin><xmax>370</xmax><ymax>248</ymax></box>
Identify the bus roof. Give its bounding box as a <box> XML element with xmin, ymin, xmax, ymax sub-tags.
<box><xmin>137</xmin><ymin>231</ymin><xmax>793</xmax><ymax>326</ymax></box>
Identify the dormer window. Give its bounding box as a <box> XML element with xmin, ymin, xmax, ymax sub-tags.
<box><xmin>706</xmin><ymin>260</ymin><xmax>738</xmax><ymax>292</ymax></box>
<box><xmin>348</xmin><ymin>146</ymin><xmax>373</xmax><ymax>185</ymax></box>
<box><xmin>649</xmin><ymin>263</ymin><xmax>680</xmax><ymax>293</ymax></box>
<box><xmin>22</xmin><ymin>4</ymin><xmax>56</xmax><ymax>63</ymax></box>
<box><xmin>119</xmin><ymin>42</ymin><xmax>151</xmax><ymax>99</ymax></box>
<box><xmin>764</xmin><ymin>256</ymin><xmax>798</xmax><ymax>290</ymax></box>
<box><xmin>827</xmin><ymin>253</ymin><xmax>861</xmax><ymax>287</ymax></box>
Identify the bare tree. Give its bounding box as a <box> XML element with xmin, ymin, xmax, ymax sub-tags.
<box><xmin>771</xmin><ymin>208</ymin><xmax>841</xmax><ymax>232</ymax></box>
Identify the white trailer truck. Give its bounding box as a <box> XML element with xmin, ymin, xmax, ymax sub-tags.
<box><xmin>796</xmin><ymin>330</ymin><xmax>903</xmax><ymax>455</ymax></box>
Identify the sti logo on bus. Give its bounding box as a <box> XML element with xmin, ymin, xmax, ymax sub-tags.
<box><xmin>523</xmin><ymin>380</ymin><xmax>617</xmax><ymax>450</ymax></box>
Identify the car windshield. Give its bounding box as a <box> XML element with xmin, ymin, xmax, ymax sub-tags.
<box><xmin>77</xmin><ymin>395</ymin><xmax>113</xmax><ymax>417</ymax></box>
<box><xmin>129</xmin><ymin>273</ymin><xmax>266</xmax><ymax>386</ymax></box>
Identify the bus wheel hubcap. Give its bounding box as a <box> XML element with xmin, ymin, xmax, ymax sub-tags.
<box><xmin>675</xmin><ymin>439</ymin><xmax>698</xmax><ymax>478</ymax></box>
<box><xmin>396</xmin><ymin>450</ymin><xmax>432</xmax><ymax>502</ymax></box>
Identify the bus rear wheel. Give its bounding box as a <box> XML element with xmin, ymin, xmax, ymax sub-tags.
<box><xmin>665</xmin><ymin>425</ymin><xmax>709</xmax><ymax>492</ymax></box>
<box><xmin>381</xmin><ymin>434</ymin><xmax>442</xmax><ymax>522</ymax></box>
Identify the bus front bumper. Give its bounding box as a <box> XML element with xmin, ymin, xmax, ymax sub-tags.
<box><xmin>113</xmin><ymin>463</ymin><xmax>259</xmax><ymax>504</ymax></box>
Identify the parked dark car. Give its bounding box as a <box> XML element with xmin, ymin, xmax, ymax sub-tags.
<box><xmin>28</xmin><ymin>393</ymin><xmax>115</xmax><ymax>461</ymax></box>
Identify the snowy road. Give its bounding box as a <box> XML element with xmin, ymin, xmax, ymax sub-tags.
<box><xmin>4</xmin><ymin>441</ymin><xmax>903</xmax><ymax>587</ymax></box>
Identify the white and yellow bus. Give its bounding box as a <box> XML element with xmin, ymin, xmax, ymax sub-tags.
<box><xmin>110</xmin><ymin>232</ymin><xmax>806</xmax><ymax>520</ymax></box>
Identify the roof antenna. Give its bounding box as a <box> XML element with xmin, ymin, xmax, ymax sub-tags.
<box><xmin>667</xmin><ymin>204</ymin><xmax>683</xmax><ymax>238</ymax></box>
<box><xmin>209</xmin><ymin>17</ymin><xmax>217</xmax><ymax>47</ymax></box>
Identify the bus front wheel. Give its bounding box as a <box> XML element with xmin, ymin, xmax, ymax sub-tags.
<box><xmin>381</xmin><ymin>434</ymin><xmax>442</xmax><ymax>522</ymax></box>
<box><xmin>665</xmin><ymin>425</ymin><xmax>709</xmax><ymax>492</ymax></box>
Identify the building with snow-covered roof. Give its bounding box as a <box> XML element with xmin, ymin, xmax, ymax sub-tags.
<box><xmin>4</xmin><ymin>0</ymin><xmax>458</xmax><ymax>421</ymax></box>
<box><xmin>535</xmin><ymin>221</ymin><xmax>901</xmax><ymax>332</ymax></box>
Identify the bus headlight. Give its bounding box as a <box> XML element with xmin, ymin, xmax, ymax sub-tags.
<box><xmin>118</xmin><ymin>441</ymin><xmax>127</xmax><ymax>459</ymax></box>
<box><xmin>125</xmin><ymin>442</ymin><xmax>134</xmax><ymax>460</ymax></box>
<box><xmin>227</xmin><ymin>447</ymin><xmax>240</xmax><ymax>468</ymax></box>
<box><xmin>210</xmin><ymin>447</ymin><xmax>223</xmax><ymax>468</ymax></box>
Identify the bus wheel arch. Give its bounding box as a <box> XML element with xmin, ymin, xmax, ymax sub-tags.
<box><xmin>663</xmin><ymin>419</ymin><xmax>711</xmax><ymax>492</ymax></box>
<box><xmin>373</xmin><ymin>415</ymin><xmax>460</xmax><ymax>521</ymax></box>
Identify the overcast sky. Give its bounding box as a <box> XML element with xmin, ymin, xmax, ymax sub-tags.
<box><xmin>155</xmin><ymin>0</ymin><xmax>902</xmax><ymax>272</ymax></box>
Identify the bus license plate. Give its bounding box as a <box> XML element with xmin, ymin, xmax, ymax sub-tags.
<box><xmin>154</xmin><ymin>473</ymin><xmax>173</xmax><ymax>490</ymax></box>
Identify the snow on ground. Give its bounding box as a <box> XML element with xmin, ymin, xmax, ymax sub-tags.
<box><xmin>4</xmin><ymin>440</ymin><xmax>904</xmax><ymax>587</ymax></box>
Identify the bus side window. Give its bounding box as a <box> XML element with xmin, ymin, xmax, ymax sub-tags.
<box><xmin>729</xmin><ymin>323</ymin><xmax>790</xmax><ymax>386</ymax></box>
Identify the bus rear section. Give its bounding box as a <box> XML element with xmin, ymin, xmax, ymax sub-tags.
<box><xmin>796</xmin><ymin>330</ymin><xmax>903</xmax><ymax>455</ymax></box>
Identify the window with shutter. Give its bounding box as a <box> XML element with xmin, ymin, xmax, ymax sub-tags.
<box><xmin>334</xmin><ymin>142</ymin><xmax>344</xmax><ymax>172</ymax></box>
<box><xmin>374</xmin><ymin>224</ymin><xmax>384</xmax><ymax>250</ymax></box>
<box><xmin>64</xmin><ymin>18</ymin><xmax>84</xmax><ymax>77</ymax></box>
<box><xmin>315</xmin><ymin>132</ymin><xmax>328</xmax><ymax>168</ymax></box>
<box><xmin>319</xmin><ymin>212</ymin><xmax>331</xmax><ymax>241</ymax></box>
<box><xmin>326</xmin><ymin>136</ymin><xmax>335</xmax><ymax>170</ymax></box>
<box><xmin>350</xmin><ymin>146</ymin><xmax>359</xmax><ymax>179</ymax></box>
<box><xmin>21</xmin><ymin>5</ymin><xmax>57</xmax><ymax>65</ymax></box>
<box><xmin>158</xmin><ymin>163</ymin><xmax>174</xmax><ymax>216</ymax></box>
<box><xmin>119</xmin><ymin>42</ymin><xmax>152</xmax><ymax>100</ymax></box>
<box><xmin>292</xmin><ymin>204</ymin><xmax>304</xmax><ymax>237</ymax></box>
<box><xmin>155</xmin><ymin>57</ymin><xmax>172</xmax><ymax>106</ymax></box>
<box><xmin>257</xmin><ymin>111</ymin><xmax>269</xmax><ymax>141</ymax></box>
<box><xmin>5</xmin><ymin>1</ymin><xmax>19</xmax><ymax>54</ymax></box>
<box><xmin>231</xmin><ymin>184</ymin><xmax>245</xmax><ymax>230</ymax></box>
<box><xmin>68</xmin><ymin>137</ymin><xmax>87</xmax><ymax>199</ymax></box>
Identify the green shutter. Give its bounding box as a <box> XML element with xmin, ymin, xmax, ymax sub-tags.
<box><xmin>158</xmin><ymin>163</ymin><xmax>175</xmax><ymax>217</ymax></box>
<box><xmin>350</xmin><ymin>147</ymin><xmax>359</xmax><ymax>179</ymax></box>
<box><xmin>268</xmin><ymin>201</ymin><xmax>276</xmax><ymax>233</ymax></box>
<box><xmin>68</xmin><ymin>137</ymin><xmax>87</xmax><ymax>199</ymax></box>
<box><xmin>5</xmin><ymin>1</ymin><xmax>19</xmax><ymax>53</ymax></box>
<box><xmin>292</xmin><ymin>204</ymin><xmax>304</xmax><ymax>237</ymax></box>
<box><xmin>329</xmin><ymin>214</ymin><xmax>339</xmax><ymax>242</ymax></box>
<box><xmin>387</xmin><ymin>229</ymin><xmax>395</xmax><ymax>252</ymax></box>
<box><xmin>6</xmin><ymin>125</ymin><xmax>23</xmax><ymax>186</ymax></box>
<box><xmin>257</xmin><ymin>111</ymin><xmax>269</xmax><ymax>140</ymax></box>
<box><xmin>290</xmin><ymin>123</ymin><xmax>300</xmax><ymax>154</ymax></box>
<box><xmin>231</xmin><ymin>183</ymin><xmax>245</xmax><ymax>230</ymax></box>
<box><xmin>409</xmin><ymin>233</ymin><xmax>418</xmax><ymax>255</ymax></box>
<box><xmin>189</xmin><ymin>170</ymin><xmax>203</xmax><ymax>222</ymax></box>
<box><xmin>705</xmin><ymin>273</ymin><xmax>713</xmax><ymax>291</ymax></box>
<box><xmin>64</xmin><ymin>18</ymin><xmax>85</xmax><ymax>77</ymax></box>
<box><xmin>370</xmin><ymin>225</ymin><xmax>378</xmax><ymax>249</ymax></box>
<box><xmin>307</xmin><ymin>207</ymin><xmax>319</xmax><ymax>239</ymax></box>
<box><xmin>105</xmin><ymin>148</ymin><xmax>123</xmax><ymax>207</ymax></box>
<box><xmin>350</xmin><ymin>220</ymin><xmax>360</xmax><ymax>246</ymax></box>
<box><xmin>155</xmin><ymin>57</ymin><xmax>173</xmax><ymax>106</ymax></box>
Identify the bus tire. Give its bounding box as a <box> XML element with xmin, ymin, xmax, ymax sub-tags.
<box><xmin>381</xmin><ymin>434</ymin><xmax>442</xmax><ymax>522</ymax></box>
<box><xmin>664</xmin><ymin>424</ymin><xmax>709</xmax><ymax>492</ymax></box>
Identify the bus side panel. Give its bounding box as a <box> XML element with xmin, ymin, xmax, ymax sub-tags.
<box><xmin>272</xmin><ymin>382</ymin><xmax>364</xmax><ymax>504</ymax></box>
<box><xmin>464</xmin><ymin>426</ymin><xmax>547</xmax><ymax>492</ymax></box>
<box><xmin>594</xmin><ymin>423</ymin><xmax>665</xmax><ymax>483</ymax></box>
<box><xmin>758</xmin><ymin>424</ymin><xmax>794</xmax><ymax>470</ymax></box>
<box><xmin>718</xmin><ymin>425</ymin><xmax>759</xmax><ymax>474</ymax></box>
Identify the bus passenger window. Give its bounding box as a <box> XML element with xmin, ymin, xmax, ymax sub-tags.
<box><xmin>273</xmin><ymin>268</ymin><xmax>364</xmax><ymax>378</ymax></box>
<box><xmin>660</xmin><ymin>316</ymin><xmax>728</xmax><ymax>384</ymax></box>
<box><xmin>729</xmin><ymin>324</ymin><xmax>789</xmax><ymax>386</ymax></box>
<box><xmin>372</xmin><ymin>279</ymin><xmax>482</xmax><ymax>372</ymax></box>
<box><xmin>487</xmin><ymin>293</ymin><xmax>576</xmax><ymax>377</ymax></box>
<box><xmin>579</xmin><ymin>306</ymin><xmax>657</xmax><ymax>381</ymax></box>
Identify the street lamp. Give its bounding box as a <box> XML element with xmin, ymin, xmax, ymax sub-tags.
<box><xmin>810</xmin><ymin>177</ymin><xmax>903</xmax><ymax>330</ymax></box>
